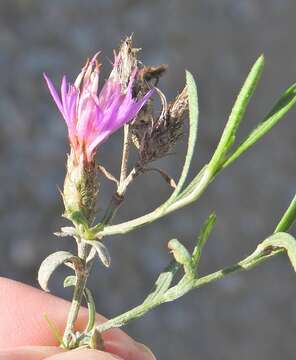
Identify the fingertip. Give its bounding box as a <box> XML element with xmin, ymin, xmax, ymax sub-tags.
<box><xmin>0</xmin><ymin>278</ymin><xmax>128</xmax><ymax>348</ymax></box>
<box><xmin>0</xmin><ymin>346</ymin><xmax>63</xmax><ymax>360</ymax></box>
<box><xmin>0</xmin><ymin>278</ymin><xmax>156</xmax><ymax>360</ymax></box>
<box><xmin>47</xmin><ymin>349</ymin><xmax>123</xmax><ymax>360</ymax></box>
<box><xmin>105</xmin><ymin>340</ymin><xmax>156</xmax><ymax>360</ymax></box>
<box><xmin>134</xmin><ymin>342</ymin><xmax>157</xmax><ymax>360</ymax></box>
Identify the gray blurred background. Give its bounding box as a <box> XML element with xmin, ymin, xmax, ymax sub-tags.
<box><xmin>0</xmin><ymin>0</ymin><xmax>295</xmax><ymax>359</ymax></box>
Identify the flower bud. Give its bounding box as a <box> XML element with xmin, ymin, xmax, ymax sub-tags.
<box><xmin>63</xmin><ymin>149</ymin><xmax>97</xmax><ymax>225</ymax></box>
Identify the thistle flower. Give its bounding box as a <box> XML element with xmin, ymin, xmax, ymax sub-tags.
<box><xmin>44</xmin><ymin>52</ymin><xmax>153</xmax><ymax>225</ymax></box>
<box><xmin>44</xmin><ymin>53</ymin><xmax>153</xmax><ymax>164</ymax></box>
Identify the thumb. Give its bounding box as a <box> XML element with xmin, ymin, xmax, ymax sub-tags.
<box><xmin>47</xmin><ymin>349</ymin><xmax>122</xmax><ymax>360</ymax></box>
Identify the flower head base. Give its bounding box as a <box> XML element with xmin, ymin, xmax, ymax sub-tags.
<box><xmin>44</xmin><ymin>53</ymin><xmax>153</xmax><ymax>164</ymax></box>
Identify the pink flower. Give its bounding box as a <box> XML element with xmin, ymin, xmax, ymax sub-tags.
<box><xmin>44</xmin><ymin>54</ymin><xmax>153</xmax><ymax>163</ymax></box>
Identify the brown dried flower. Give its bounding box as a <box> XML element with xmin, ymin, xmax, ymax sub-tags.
<box><xmin>131</xmin><ymin>82</ymin><xmax>188</xmax><ymax>165</ymax></box>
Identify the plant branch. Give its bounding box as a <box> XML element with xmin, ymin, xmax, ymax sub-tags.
<box><xmin>91</xmin><ymin>64</ymin><xmax>296</xmax><ymax>239</ymax></box>
<box><xmin>95</xmin><ymin>236</ymin><xmax>288</xmax><ymax>334</ymax></box>
<box><xmin>119</xmin><ymin>124</ymin><xmax>131</xmax><ymax>185</ymax></box>
<box><xmin>95</xmin><ymin>197</ymin><xmax>296</xmax><ymax>334</ymax></box>
<box><xmin>95</xmin><ymin>164</ymin><xmax>213</xmax><ymax>236</ymax></box>
<box><xmin>63</xmin><ymin>241</ymin><xmax>89</xmax><ymax>348</ymax></box>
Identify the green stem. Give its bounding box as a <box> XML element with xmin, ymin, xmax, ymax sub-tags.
<box><xmin>100</xmin><ymin>193</ymin><xmax>124</xmax><ymax>227</ymax></box>
<box><xmin>63</xmin><ymin>242</ymin><xmax>89</xmax><ymax>348</ymax></box>
<box><xmin>96</xmin><ymin>246</ymin><xmax>283</xmax><ymax>333</ymax></box>
<box><xmin>97</xmin><ymin>166</ymin><xmax>212</xmax><ymax>236</ymax></box>
<box><xmin>95</xmin><ymin>195</ymin><xmax>295</xmax><ymax>333</ymax></box>
<box><xmin>119</xmin><ymin>124</ymin><xmax>130</xmax><ymax>185</ymax></box>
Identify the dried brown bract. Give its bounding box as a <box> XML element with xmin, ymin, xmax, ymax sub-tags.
<box><xmin>111</xmin><ymin>35</ymin><xmax>139</xmax><ymax>88</ymax></box>
<box><xmin>131</xmin><ymin>85</ymin><xmax>188</xmax><ymax>165</ymax></box>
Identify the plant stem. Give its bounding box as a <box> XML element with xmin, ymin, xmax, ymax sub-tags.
<box><xmin>96</xmin><ymin>247</ymin><xmax>284</xmax><ymax>333</ymax></box>
<box><xmin>95</xmin><ymin>195</ymin><xmax>295</xmax><ymax>333</ymax></box>
<box><xmin>99</xmin><ymin>165</ymin><xmax>141</xmax><ymax>228</ymax></box>
<box><xmin>97</xmin><ymin>165</ymin><xmax>212</xmax><ymax>236</ymax></box>
<box><xmin>63</xmin><ymin>242</ymin><xmax>89</xmax><ymax>348</ymax></box>
<box><xmin>119</xmin><ymin>124</ymin><xmax>130</xmax><ymax>185</ymax></box>
<box><xmin>100</xmin><ymin>193</ymin><xmax>124</xmax><ymax>226</ymax></box>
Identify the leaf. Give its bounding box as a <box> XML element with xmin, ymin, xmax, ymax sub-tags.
<box><xmin>63</xmin><ymin>275</ymin><xmax>96</xmax><ymax>333</ymax></box>
<box><xmin>63</xmin><ymin>275</ymin><xmax>76</xmax><ymax>288</ymax></box>
<box><xmin>192</xmin><ymin>213</ymin><xmax>216</xmax><ymax>269</ymax></box>
<box><xmin>256</xmin><ymin>232</ymin><xmax>296</xmax><ymax>271</ymax></box>
<box><xmin>166</xmin><ymin>70</ymin><xmax>199</xmax><ymax>205</ymax></box>
<box><xmin>38</xmin><ymin>251</ymin><xmax>78</xmax><ymax>292</ymax></box>
<box><xmin>210</xmin><ymin>55</ymin><xmax>265</xmax><ymax>173</ymax></box>
<box><xmin>143</xmin><ymin>261</ymin><xmax>180</xmax><ymax>304</ymax></box>
<box><xmin>168</xmin><ymin>239</ymin><xmax>194</xmax><ymax>278</ymax></box>
<box><xmin>54</xmin><ymin>227</ymin><xmax>77</xmax><ymax>237</ymax></box>
<box><xmin>223</xmin><ymin>83</ymin><xmax>296</xmax><ymax>168</ymax></box>
<box><xmin>44</xmin><ymin>314</ymin><xmax>65</xmax><ymax>348</ymax></box>
<box><xmin>168</xmin><ymin>239</ymin><xmax>191</xmax><ymax>266</ymax></box>
<box><xmin>274</xmin><ymin>195</ymin><xmax>296</xmax><ymax>233</ymax></box>
<box><xmin>84</xmin><ymin>287</ymin><xmax>96</xmax><ymax>332</ymax></box>
<box><xmin>84</xmin><ymin>240</ymin><xmax>111</xmax><ymax>267</ymax></box>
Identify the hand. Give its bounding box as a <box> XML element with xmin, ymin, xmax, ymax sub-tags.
<box><xmin>0</xmin><ymin>277</ymin><xmax>156</xmax><ymax>360</ymax></box>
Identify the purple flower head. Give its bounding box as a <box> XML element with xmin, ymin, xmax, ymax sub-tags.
<box><xmin>44</xmin><ymin>53</ymin><xmax>153</xmax><ymax>163</ymax></box>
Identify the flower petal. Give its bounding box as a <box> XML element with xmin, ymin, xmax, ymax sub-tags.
<box><xmin>43</xmin><ymin>73</ymin><xmax>64</xmax><ymax>116</ymax></box>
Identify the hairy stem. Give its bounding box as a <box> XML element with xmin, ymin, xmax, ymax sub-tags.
<box><xmin>119</xmin><ymin>124</ymin><xmax>130</xmax><ymax>185</ymax></box>
<box><xmin>63</xmin><ymin>242</ymin><xmax>89</xmax><ymax>348</ymax></box>
<box><xmin>94</xmin><ymin>195</ymin><xmax>295</xmax><ymax>333</ymax></box>
<box><xmin>96</xmin><ymin>165</ymin><xmax>212</xmax><ymax>236</ymax></box>
<box><xmin>99</xmin><ymin>165</ymin><xmax>142</xmax><ymax>228</ymax></box>
<box><xmin>96</xmin><ymin>247</ymin><xmax>283</xmax><ymax>333</ymax></box>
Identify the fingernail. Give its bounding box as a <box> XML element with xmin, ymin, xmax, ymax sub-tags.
<box><xmin>134</xmin><ymin>342</ymin><xmax>157</xmax><ymax>360</ymax></box>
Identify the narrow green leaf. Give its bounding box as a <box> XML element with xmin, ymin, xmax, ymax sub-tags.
<box><xmin>166</xmin><ymin>70</ymin><xmax>199</xmax><ymax>205</ymax></box>
<box><xmin>210</xmin><ymin>55</ymin><xmax>265</xmax><ymax>173</ymax></box>
<box><xmin>256</xmin><ymin>232</ymin><xmax>296</xmax><ymax>271</ymax></box>
<box><xmin>176</xmin><ymin>164</ymin><xmax>209</xmax><ymax>201</ymax></box>
<box><xmin>63</xmin><ymin>275</ymin><xmax>96</xmax><ymax>333</ymax></box>
<box><xmin>192</xmin><ymin>213</ymin><xmax>216</xmax><ymax>269</ymax></box>
<box><xmin>143</xmin><ymin>261</ymin><xmax>180</xmax><ymax>304</ymax></box>
<box><xmin>44</xmin><ymin>314</ymin><xmax>65</xmax><ymax>348</ymax></box>
<box><xmin>84</xmin><ymin>288</ymin><xmax>96</xmax><ymax>333</ymax></box>
<box><xmin>274</xmin><ymin>195</ymin><xmax>296</xmax><ymax>233</ymax></box>
<box><xmin>38</xmin><ymin>251</ymin><xmax>78</xmax><ymax>292</ymax></box>
<box><xmin>223</xmin><ymin>83</ymin><xmax>296</xmax><ymax>168</ymax></box>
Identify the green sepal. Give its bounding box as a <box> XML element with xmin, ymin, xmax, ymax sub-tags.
<box><xmin>67</xmin><ymin>210</ymin><xmax>89</xmax><ymax>229</ymax></box>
